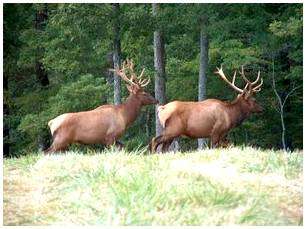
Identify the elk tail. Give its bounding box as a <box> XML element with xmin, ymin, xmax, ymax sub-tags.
<box><xmin>157</xmin><ymin>105</ymin><xmax>165</xmax><ymax>114</ymax></box>
<box><xmin>157</xmin><ymin>105</ymin><xmax>169</xmax><ymax>128</ymax></box>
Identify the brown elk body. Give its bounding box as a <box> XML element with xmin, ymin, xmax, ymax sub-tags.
<box><xmin>150</xmin><ymin>66</ymin><xmax>263</xmax><ymax>152</ymax></box>
<box><xmin>45</xmin><ymin>60</ymin><xmax>157</xmax><ymax>154</ymax></box>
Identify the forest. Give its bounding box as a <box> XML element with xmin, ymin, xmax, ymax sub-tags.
<box><xmin>3</xmin><ymin>3</ymin><xmax>303</xmax><ymax>157</ymax></box>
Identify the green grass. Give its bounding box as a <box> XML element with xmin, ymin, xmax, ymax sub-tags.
<box><xmin>3</xmin><ymin>146</ymin><xmax>303</xmax><ymax>225</ymax></box>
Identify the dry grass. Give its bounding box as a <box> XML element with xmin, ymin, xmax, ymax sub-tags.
<box><xmin>3</xmin><ymin>147</ymin><xmax>303</xmax><ymax>225</ymax></box>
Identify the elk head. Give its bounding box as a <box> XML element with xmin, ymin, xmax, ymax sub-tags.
<box><xmin>111</xmin><ymin>59</ymin><xmax>158</xmax><ymax>105</ymax></box>
<box><xmin>215</xmin><ymin>65</ymin><xmax>264</xmax><ymax>113</ymax></box>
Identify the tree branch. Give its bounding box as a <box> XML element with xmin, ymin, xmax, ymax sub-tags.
<box><xmin>282</xmin><ymin>85</ymin><xmax>301</xmax><ymax>106</ymax></box>
<box><xmin>271</xmin><ymin>59</ymin><xmax>283</xmax><ymax>109</ymax></box>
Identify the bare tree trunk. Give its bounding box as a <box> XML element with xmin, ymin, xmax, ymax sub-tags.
<box><xmin>271</xmin><ymin>57</ymin><xmax>300</xmax><ymax>151</ymax></box>
<box><xmin>153</xmin><ymin>3</ymin><xmax>166</xmax><ymax>138</ymax></box>
<box><xmin>153</xmin><ymin>4</ymin><xmax>179</xmax><ymax>152</ymax></box>
<box><xmin>145</xmin><ymin>111</ymin><xmax>151</xmax><ymax>138</ymax></box>
<box><xmin>280</xmin><ymin>108</ymin><xmax>286</xmax><ymax>149</ymax></box>
<box><xmin>105</xmin><ymin>52</ymin><xmax>114</xmax><ymax>85</ymax></box>
<box><xmin>271</xmin><ymin>59</ymin><xmax>286</xmax><ymax>150</ymax></box>
<box><xmin>198</xmin><ymin>19</ymin><xmax>209</xmax><ymax>150</ymax></box>
<box><xmin>112</xmin><ymin>3</ymin><xmax>121</xmax><ymax>105</ymax></box>
<box><xmin>152</xmin><ymin>4</ymin><xmax>179</xmax><ymax>152</ymax></box>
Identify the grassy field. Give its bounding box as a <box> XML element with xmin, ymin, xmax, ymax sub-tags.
<box><xmin>3</xmin><ymin>146</ymin><xmax>303</xmax><ymax>226</ymax></box>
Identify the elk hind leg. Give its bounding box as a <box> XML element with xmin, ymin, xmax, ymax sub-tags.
<box><xmin>161</xmin><ymin>138</ymin><xmax>174</xmax><ymax>153</ymax></box>
<box><xmin>149</xmin><ymin>135</ymin><xmax>162</xmax><ymax>152</ymax></box>
<box><xmin>44</xmin><ymin>133</ymin><xmax>69</xmax><ymax>154</ymax></box>
<box><xmin>44</xmin><ymin>142</ymin><xmax>68</xmax><ymax>155</ymax></box>
<box><xmin>44</xmin><ymin>145</ymin><xmax>55</xmax><ymax>155</ymax></box>
<box><xmin>152</xmin><ymin>117</ymin><xmax>183</xmax><ymax>153</ymax></box>
<box><xmin>153</xmin><ymin>135</ymin><xmax>176</xmax><ymax>153</ymax></box>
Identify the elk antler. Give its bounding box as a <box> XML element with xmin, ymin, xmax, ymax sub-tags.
<box><xmin>240</xmin><ymin>65</ymin><xmax>263</xmax><ymax>87</ymax></box>
<box><xmin>110</xmin><ymin>59</ymin><xmax>150</xmax><ymax>88</ymax></box>
<box><xmin>215</xmin><ymin>65</ymin><xmax>244</xmax><ymax>93</ymax></box>
<box><xmin>215</xmin><ymin>65</ymin><xmax>263</xmax><ymax>94</ymax></box>
<box><xmin>239</xmin><ymin>65</ymin><xmax>263</xmax><ymax>93</ymax></box>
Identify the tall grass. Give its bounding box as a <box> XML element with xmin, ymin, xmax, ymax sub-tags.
<box><xmin>3</xmin><ymin>146</ymin><xmax>303</xmax><ymax>225</ymax></box>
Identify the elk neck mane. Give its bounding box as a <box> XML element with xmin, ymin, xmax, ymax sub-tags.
<box><xmin>118</xmin><ymin>93</ymin><xmax>142</xmax><ymax>126</ymax></box>
<box><xmin>225</xmin><ymin>96</ymin><xmax>251</xmax><ymax>127</ymax></box>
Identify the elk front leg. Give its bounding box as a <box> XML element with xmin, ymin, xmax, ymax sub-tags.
<box><xmin>115</xmin><ymin>140</ymin><xmax>124</xmax><ymax>149</ymax></box>
<box><xmin>219</xmin><ymin>134</ymin><xmax>230</xmax><ymax>148</ymax></box>
<box><xmin>210</xmin><ymin>122</ymin><xmax>228</xmax><ymax>149</ymax></box>
<box><xmin>210</xmin><ymin>135</ymin><xmax>220</xmax><ymax>148</ymax></box>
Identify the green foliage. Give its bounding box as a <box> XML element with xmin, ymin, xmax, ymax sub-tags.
<box><xmin>42</xmin><ymin>4</ymin><xmax>112</xmax><ymax>78</ymax></box>
<box><xmin>269</xmin><ymin>17</ymin><xmax>302</xmax><ymax>38</ymax></box>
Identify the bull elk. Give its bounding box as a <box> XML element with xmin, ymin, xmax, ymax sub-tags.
<box><xmin>150</xmin><ymin>65</ymin><xmax>263</xmax><ymax>152</ymax></box>
<box><xmin>44</xmin><ymin>59</ymin><xmax>158</xmax><ymax>154</ymax></box>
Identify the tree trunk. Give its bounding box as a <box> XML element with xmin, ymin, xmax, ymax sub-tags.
<box><xmin>3</xmin><ymin>73</ymin><xmax>10</xmax><ymax>156</ymax></box>
<box><xmin>280</xmin><ymin>107</ymin><xmax>286</xmax><ymax>150</ymax></box>
<box><xmin>198</xmin><ymin>20</ymin><xmax>209</xmax><ymax>150</ymax></box>
<box><xmin>145</xmin><ymin>110</ymin><xmax>151</xmax><ymax>138</ymax></box>
<box><xmin>153</xmin><ymin>3</ymin><xmax>166</xmax><ymax>138</ymax></box>
<box><xmin>112</xmin><ymin>3</ymin><xmax>121</xmax><ymax>105</ymax></box>
<box><xmin>35</xmin><ymin>4</ymin><xmax>49</xmax><ymax>87</ymax></box>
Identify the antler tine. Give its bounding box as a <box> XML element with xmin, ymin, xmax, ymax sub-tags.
<box><xmin>140</xmin><ymin>78</ymin><xmax>150</xmax><ymax>87</ymax></box>
<box><xmin>130</xmin><ymin>60</ymin><xmax>135</xmax><ymax>71</ymax></box>
<box><xmin>240</xmin><ymin>66</ymin><xmax>261</xmax><ymax>86</ymax></box>
<box><xmin>113</xmin><ymin>60</ymin><xmax>138</xmax><ymax>86</ymax></box>
<box><xmin>252</xmin><ymin>77</ymin><xmax>263</xmax><ymax>92</ymax></box>
<box><xmin>251</xmin><ymin>70</ymin><xmax>261</xmax><ymax>85</ymax></box>
<box><xmin>115</xmin><ymin>59</ymin><xmax>151</xmax><ymax>88</ymax></box>
<box><xmin>243</xmin><ymin>82</ymin><xmax>249</xmax><ymax>91</ymax></box>
<box><xmin>139</xmin><ymin>68</ymin><xmax>145</xmax><ymax>80</ymax></box>
<box><xmin>240</xmin><ymin>65</ymin><xmax>252</xmax><ymax>85</ymax></box>
<box><xmin>126</xmin><ymin>58</ymin><xmax>131</xmax><ymax>67</ymax></box>
<box><xmin>120</xmin><ymin>72</ymin><xmax>137</xmax><ymax>86</ymax></box>
<box><xmin>138</xmin><ymin>78</ymin><xmax>146</xmax><ymax>85</ymax></box>
<box><xmin>126</xmin><ymin>59</ymin><xmax>135</xmax><ymax>73</ymax></box>
<box><xmin>215</xmin><ymin>65</ymin><xmax>244</xmax><ymax>93</ymax></box>
<box><xmin>126</xmin><ymin>59</ymin><xmax>139</xmax><ymax>82</ymax></box>
<box><xmin>122</xmin><ymin>59</ymin><xmax>128</xmax><ymax>70</ymax></box>
<box><xmin>232</xmin><ymin>71</ymin><xmax>237</xmax><ymax>85</ymax></box>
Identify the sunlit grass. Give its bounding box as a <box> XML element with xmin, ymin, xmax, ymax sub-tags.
<box><xmin>3</xmin><ymin>147</ymin><xmax>303</xmax><ymax>225</ymax></box>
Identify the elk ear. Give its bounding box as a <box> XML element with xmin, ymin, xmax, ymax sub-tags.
<box><xmin>126</xmin><ymin>84</ymin><xmax>139</xmax><ymax>94</ymax></box>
